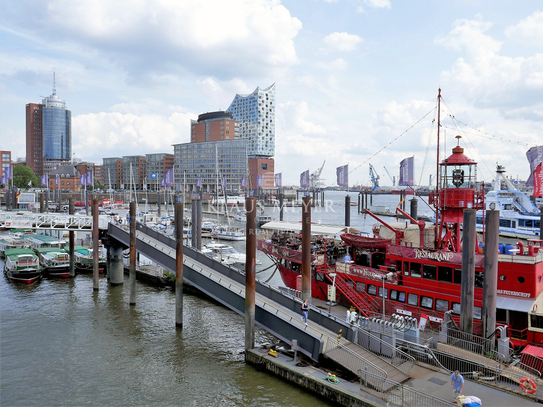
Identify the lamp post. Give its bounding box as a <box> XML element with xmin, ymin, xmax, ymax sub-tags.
<box><xmin>328</xmin><ymin>273</ymin><xmax>337</xmax><ymax>315</ymax></box>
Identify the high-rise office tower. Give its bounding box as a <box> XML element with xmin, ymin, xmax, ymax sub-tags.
<box><xmin>26</xmin><ymin>75</ymin><xmax>72</xmax><ymax>177</ymax></box>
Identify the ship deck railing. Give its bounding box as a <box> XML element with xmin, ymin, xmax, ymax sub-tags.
<box><xmin>357</xmin><ymin>368</ymin><xmax>452</xmax><ymax>407</ymax></box>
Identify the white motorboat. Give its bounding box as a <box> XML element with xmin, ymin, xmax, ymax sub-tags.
<box><xmin>212</xmin><ymin>225</ymin><xmax>246</xmax><ymax>241</ymax></box>
<box><xmin>202</xmin><ymin>241</ymin><xmax>261</xmax><ymax>267</ymax></box>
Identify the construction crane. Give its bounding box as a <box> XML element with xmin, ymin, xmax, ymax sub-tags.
<box><xmin>369</xmin><ymin>164</ymin><xmax>380</xmax><ymax>191</ymax></box>
<box><xmin>310</xmin><ymin>160</ymin><xmax>326</xmax><ymax>189</ymax></box>
<box><xmin>383</xmin><ymin>166</ymin><xmax>395</xmax><ymax>186</ymax></box>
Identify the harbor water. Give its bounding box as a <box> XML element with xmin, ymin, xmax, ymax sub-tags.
<box><xmin>0</xmin><ymin>191</ymin><xmax>434</xmax><ymax>406</ymax></box>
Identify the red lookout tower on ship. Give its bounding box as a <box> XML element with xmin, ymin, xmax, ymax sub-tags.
<box><xmin>430</xmin><ymin>134</ymin><xmax>484</xmax><ymax>252</ymax></box>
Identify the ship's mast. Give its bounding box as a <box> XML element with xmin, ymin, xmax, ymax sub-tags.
<box><xmin>435</xmin><ymin>88</ymin><xmax>441</xmax><ymax>249</ymax></box>
<box><xmin>436</xmin><ymin>88</ymin><xmax>441</xmax><ymax>199</ymax></box>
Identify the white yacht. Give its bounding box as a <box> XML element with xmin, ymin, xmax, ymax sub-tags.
<box><xmin>476</xmin><ymin>165</ymin><xmax>541</xmax><ymax>239</ymax></box>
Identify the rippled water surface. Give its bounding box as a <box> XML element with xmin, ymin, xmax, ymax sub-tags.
<box><xmin>0</xmin><ymin>272</ymin><xmax>333</xmax><ymax>406</ymax></box>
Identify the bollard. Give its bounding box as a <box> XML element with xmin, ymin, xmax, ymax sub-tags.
<box><xmin>337</xmin><ymin>329</ymin><xmax>342</xmax><ymax>343</ymax></box>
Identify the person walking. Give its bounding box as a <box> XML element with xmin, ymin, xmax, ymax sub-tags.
<box><xmin>450</xmin><ymin>370</ymin><xmax>464</xmax><ymax>402</ymax></box>
<box><xmin>301</xmin><ymin>299</ymin><xmax>309</xmax><ymax>325</ymax></box>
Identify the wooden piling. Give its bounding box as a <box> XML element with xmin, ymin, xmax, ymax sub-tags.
<box><xmin>302</xmin><ymin>196</ymin><xmax>311</xmax><ymax>302</ymax></box>
<box><xmin>69</xmin><ymin>198</ymin><xmax>75</xmax><ymax>278</ymax></box>
<box><xmin>483</xmin><ymin>210</ymin><xmax>499</xmax><ymax>338</ymax></box>
<box><xmin>345</xmin><ymin>195</ymin><xmax>351</xmax><ymax>227</ymax></box>
<box><xmin>460</xmin><ymin>209</ymin><xmax>476</xmax><ymax>334</ymax></box>
<box><xmin>129</xmin><ymin>201</ymin><xmax>136</xmax><ymax>305</ymax></box>
<box><xmin>175</xmin><ymin>202</ymin><xmax>184</xmax><ymax>328</ymax></box>
<box><xmin>92</xmin><ymin>198</ymin><xmax>99</xmax><ymax>291</ymax></box>
<box><xmin>245</xmin><ymin>197</ymin><xmax>257</xmax><ymax>351</ymax></box>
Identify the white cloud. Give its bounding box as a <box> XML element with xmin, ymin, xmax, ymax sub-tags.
<box><xmin>505</xmin><ymin>11</ymin><xmax>543</xmax><ymax>41</ymax></box>
<box><xmin>72</xmin><ymin>108</ymin><xmax>196</xmax><ymax>163</ymax></box>
<box><xmin>435</xmin><ymin>15</ymin><xmax>543</xmax><ymax>107</ymax></box>
<box><xmin>324</xmin><ymin>32</ymin><xmax>363</xmax><ymax>51</ymax></box>
<box><xmin>5</xmin><ymin>0</ymin><xmax>302</xmax><ymax>80</ymax></box>
<box><xmin>363</xmin><ymin>0</ymin><xmax>391</xmax><ymax>9</ymax></box>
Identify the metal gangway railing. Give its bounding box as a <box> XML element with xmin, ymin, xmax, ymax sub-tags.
<box><xmin>323</xmin><ymin>336</ymin><xmax>387</xmax><ymax>380</ymax></box>
<box><xmin>397</xmin><ymin>338</ymin><xmax>543</xmax><ymax>402</ymax></box>
<box><xmin>357</xmin><ymin>368</ymin><xmax>452</xmax><ymax>407</ymax></box>
<box><xmin>353</xmin><ymin>326</ymin><xmax>415</xmax><ymax>376</ymax></box>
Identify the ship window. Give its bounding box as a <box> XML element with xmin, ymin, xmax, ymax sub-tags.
<box><xmin>474</xmin><ymin>307</ymin><xmax>481</xmax><ymax>319</ymax></box>
<box><xmin>367</xmin><ymin>285</ymin><xmax>377</xmax><ymax>296</ymax></box>
<box><xmin>316</xmin><ymin>272</ymin><xmax>325</xmax><ymax>282</ymax></box>
<box><xmin>475</xmin><ymin>271</ymin><xmax>484</xmax><ymax>288</ymax></box>
<box><xmin>536</xmin><ymin>220</ymin><xmax>541</xmax><ymax>228</ymax></box>
<box><xmin>499</xmin><ymin>219</ymin><xmax>511</xmax><ymax>228</ymax></box>
<box><xmin>398</xmin><ymin>292</ymin><xmax>406</xmax><ymax>302</ymax></box>
<box><xmin>355</xmin><ymin>283</ymin><xmax>365</xmax><ymax>293</ymax></box>
<box><xmin>438</xmin><ymin>266</ymin><xmax>453</xmax><ymax>283</ymax></box>
<box><xmin>452</xmin><ymin>303</ymin><xmax>461</xmax><ymax>314</ymax></box>
<box><xmin>435</xmin><ymin>299</ymin><xmax>449</xmax><ymax>312</ymax></box>
<box><xmin>530</xmin><ymin>314</ymin><xmax>543</xmax><ymax>329</ymax></box>
<box><xmin>292</xmin><ymin>263</ymin><xmax>300</xmax><ymax>274</ymax></box>
<box><xmin>346</xmin><ymin>280</ymin><xmax>354</xmax><ymax>288</ymax></box>
<box><xmin>407</xmin><ymin>293</ymin><xmax>418</xmax><ymax>306</ymax></box>
<box><xmin>403</xmin><ymin>261</ymin><xmax>409</xmax><ymax>276</ymax></box>
<box><xmin>396</xmin><ymin>261</ymin><xmax>402</xmax><ymax>272</ymax></box>
<box><xmin>420</xmin><ymin>296</ymin><xmax>433</xmax><ymax>309</ymax></box>
<box><xmin>390</xmin><ymin>290</ymin><xmax>398</xmax><ymax>301</ymax></box>
<box><xmin>454</xmin><ymin>268</ymin><xmax>462</xmax><ymax>285</ymax></box>
<box><xmin>423</xmin><ymin>264</ymin><xmax>436</xmax><ymax>280</ymax></box>
<box><xmin>378</xmin><ymin>287</ymin><xmax>388</xmax><ymax>298</ymax></box>
<box><xmin>410</xmin><ymin>263</ymin><xmax>421</xmax><ymax>278</ymax></box>
<box><xmin>518</xmin><ymin>276</ymin><xmax>525</xmax><ymax>283</ymax></box>
<box><xmin>525</xmin><ymin>220</ymin><xmax>533</xmax><ymax>228</ymax></box>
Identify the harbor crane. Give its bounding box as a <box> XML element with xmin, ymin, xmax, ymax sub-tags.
<box><xmin>310</xmin><ymin>160</ymin><xmax>326</xmax><ymax>189</ymax></box>
<box><xmin>383</xmin><ymin>166</ymin><xmax>395</xmax><ymax>186</ymax></box>
<box><xmin>369</xmin><ymin>164</ymin><xmax>380</xmax><ymax>191</ymax></box>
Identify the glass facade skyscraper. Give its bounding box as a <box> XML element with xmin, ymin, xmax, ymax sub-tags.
<box><xmin>26</xmin><ymin>78</ymin><xmax>72</xmax><ymax>176</ymax></box>
<box><xmin>226</xmin><ymin>84</ymin><xmax>275</xmax><ymax>158</ymax></box>
<box><xmin>42</xmin><ymin>91</ymin><xmax>71</xmax><ymax>162</ymax></box>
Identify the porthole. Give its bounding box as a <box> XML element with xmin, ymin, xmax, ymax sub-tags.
<box><xmin>518</xmin><ymin>276</ymin><xmax>525</xmax><ymax>284</ymax></box>
<box><xmin>499</xmin><ymin>275</ymin><xmax>506</xmax><ymax>281</ymax></box>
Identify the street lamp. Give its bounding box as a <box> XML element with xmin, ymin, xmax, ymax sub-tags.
<box><xmin>327</xmin><ymin>273</ymin><xmax>337</xmax><ymax>315</ymax></box>
<box><xmin>381</xmin><ymin>272</ymin><xmax>394</xmax><ymax>321</ymax></box>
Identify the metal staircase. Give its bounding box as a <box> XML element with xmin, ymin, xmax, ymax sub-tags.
<box><xmin>324</xmin><ymin>272</ymin><xmax>378</xmax><ymax>317</ymax></box>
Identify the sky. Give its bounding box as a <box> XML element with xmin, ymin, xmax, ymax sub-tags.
<box><xmin>1</xmin><ymin>0</ymin><xmax>542</xmax><ymax>188</ymax></box>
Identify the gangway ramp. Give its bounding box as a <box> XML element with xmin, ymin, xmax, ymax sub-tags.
<box><xmin>107</xmin><ymin>222</ymin><xmax>354</xmax><ymax>361</ymax></box>
<box><xmin>108</xmin><ymin>223</ymin><xmax>448</xmax><ymax>395</ymax></box>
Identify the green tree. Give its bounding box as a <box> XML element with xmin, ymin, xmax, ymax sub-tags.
<box><xmin>13</xmin><ymin>165</ymin><xmax>39</xmax><ymax>189</ymax></box>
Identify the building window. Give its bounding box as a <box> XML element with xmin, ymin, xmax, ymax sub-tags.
<box><xmin>261</xmin><ymin>163</ymin><xmax>267</xmax><ymax>170</ymax></box>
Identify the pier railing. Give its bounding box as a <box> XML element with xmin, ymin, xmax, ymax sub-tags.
<box><xmin>357</xmin><ymin>369</ymin><xmax>451</xmax><ymax>407</ymax></box>
<box><xmin>354</xmin><ymin>328</ymin><xmax>415</xmax><ymax>376</ymax></box>
<box><xmin>323</xmin><ymin>336</ymin><xmax>387</xmax><ymax>382</ymax></box>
